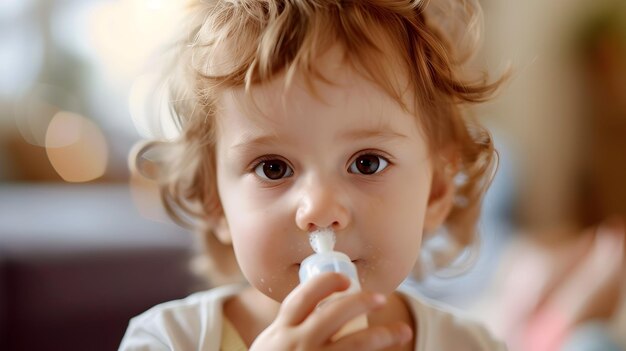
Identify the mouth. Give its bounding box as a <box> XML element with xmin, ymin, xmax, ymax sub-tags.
<box><xmin>296</xmin><ymin>259</ymin><xmax>360</xmax><ymax>267</ymax></box>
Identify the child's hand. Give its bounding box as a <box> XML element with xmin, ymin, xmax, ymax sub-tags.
<box><xmin>523</xmin><ymin>217</ymin><xmax>626</xmax><ymax>351</ymax></box>
<box><xmin>249</xmin><ymin>272</ymin><xmax>412</xmax><ymax>351</ymax></box>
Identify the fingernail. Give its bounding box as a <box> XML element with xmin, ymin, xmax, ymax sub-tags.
<box><xmin>399</xmin><ymin>325</ymin><xmax>412</xmax><ymax>343</ymax></box>
<box><xmin>372</xmin><ymin>293</ymin><xmax>386</xmax><ymax>305</ymax></box>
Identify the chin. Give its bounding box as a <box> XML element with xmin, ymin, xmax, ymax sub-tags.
<box><xmin>359</xmin><ymin>269</ymin><xmax>406</xmax><ymax>295</ymax></box>
<box><xmin>255</xmin><ymin>269</ymin><xmax>300</xmax><ymax>303</ymax></box>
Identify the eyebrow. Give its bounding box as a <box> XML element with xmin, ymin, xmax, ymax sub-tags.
<box><xmin>231</xmin><ymin>134</ymin><xmax>285</xmax><ymax>152</ymax></box>
<box><xmin>340</xmin><ymin>127</ymin><xmax>408</xmax><ymax>141</ymax></box>
<box><xmin>230</xmin><ymin>126</ymin><xmax>407</xmax><ymax>153</ymax></box>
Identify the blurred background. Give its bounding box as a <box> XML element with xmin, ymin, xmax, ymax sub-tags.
<box><xmin>0</xmin><ymin>0</ymin><xmax>624</xmax><ymax>350</ymax></box>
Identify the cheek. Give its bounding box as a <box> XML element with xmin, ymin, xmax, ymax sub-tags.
<box><xmin>358</xmin><ymin>176</ymin><xmax>429</xmax><ymax>292</ymax></box>
<box><xmin>221</xmin><ymin>194</ymin><xmax>302</xmax><ymax>301</ymax></box>
<box><xmin>361</xmin><ymin>221</ymin><xmax>424</xmax><ymax>293</ymax></box>
<box><xmin>215</xmin><ymin>143</ymin><xmax>303</xmax><ymax>300</ymax></box>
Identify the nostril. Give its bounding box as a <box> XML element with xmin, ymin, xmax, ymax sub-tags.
<box><xmin>306</xmin><ymin>224</ymin><xmax>340</xmax><ymax>235</ymax></box>
<box><xmin>294</xmin><ymin>193</ymin><xmax>350</xmax><ymax>232</ymax></box>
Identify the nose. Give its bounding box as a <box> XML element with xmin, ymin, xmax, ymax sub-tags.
<box><xmin>295</xmin><ymin>176</ymin><xmax>351</xmax><ymax>232</ymax></box>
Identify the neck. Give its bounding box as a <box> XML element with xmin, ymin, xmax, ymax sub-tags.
<box><xmin>224</xmin><ymin>286</ymin><xmax>280</xmax><ymax>346</ymax></box>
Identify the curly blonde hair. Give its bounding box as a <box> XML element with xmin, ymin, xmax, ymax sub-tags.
<box><xmin>133</xmin><ymin>0</ymin><xmax>507</xmax><ymax>285</ymax></box>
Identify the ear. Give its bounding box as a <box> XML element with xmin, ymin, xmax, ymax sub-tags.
<box><xmin>423</xmin><ymin>163</ymin><xmax>456</xmax><ymax>234</ymax></box>
<box><xmin>213</xmin><ymin>216</ymin><xmax>232</xmax><ymax>245</ymax></box>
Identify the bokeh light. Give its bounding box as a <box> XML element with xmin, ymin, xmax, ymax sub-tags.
<box><xmin>45</xmin><ymin>111</ymin><xmax>109</xmax><ymax>183</ymax></box>
<box><xmin>129</xmin><ymin>73</ymin><xmax>180</xmax><ymax>140</ymax></box>
<box><xmin>14</xmin><ymin>84</ymin><xmax>81</xmax><ymax>147</ymax></box>
<box><xmin>88</xmin><ymin>0</ymin><xmax>184</xmax><ymax>80</ymax></box>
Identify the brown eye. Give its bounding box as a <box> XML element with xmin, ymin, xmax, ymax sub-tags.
<box><xmin>254</xmin><ymin>159</ymin><xmax>293</xmax><ymax>180</ymax></box>
<box><xmin>349</xmin><ymin>154</ymin><xmax>389</xmax><ymax>175</ymax></box>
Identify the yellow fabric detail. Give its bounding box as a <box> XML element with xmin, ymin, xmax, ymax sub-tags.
<box><xmin>220</xmin><ymin>316</ymin><xmax>248</xmax><ymax>351</ymax></box>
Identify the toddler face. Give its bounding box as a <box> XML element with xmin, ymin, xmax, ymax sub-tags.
<box><xmin>214</xmin><ymin>54</ymin><xmax>437</xmax><ymax>301</ymax></box>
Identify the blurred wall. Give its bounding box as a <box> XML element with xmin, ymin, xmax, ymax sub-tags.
<box><xmin>478</xmin><ymin>0</ymin><xmax>624</xmax><ymax>230</ymax></box>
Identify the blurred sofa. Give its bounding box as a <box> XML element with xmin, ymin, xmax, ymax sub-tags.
<box><xmin>0</xmin><ymin>184</ymin><xmax>200</xmax><ymax>350</ymax></box>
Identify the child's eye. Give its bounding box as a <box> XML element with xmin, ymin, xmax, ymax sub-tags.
<box><xmin>348</xmin><ymin>154</ymin><xmax>389</xmax><ymax>175</ymax></box>
<box><xmin>254</xmin><ymin>159</ymin><xmax>294</xmax><ymax>180</ymax></box>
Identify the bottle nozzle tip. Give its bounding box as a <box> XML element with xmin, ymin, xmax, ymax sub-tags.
<box><xmin>309</xmin><ymin>228</ymin><xmax>336</xmax><ymax>253</ymax></box>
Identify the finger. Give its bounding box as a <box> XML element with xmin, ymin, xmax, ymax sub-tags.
<box><xmin>328</xmin><ymin>321</ymin><xmax>413</xmax><ymax>351</ymax></box>
<box><xmin>278</xmin><ymin>272</ymin><xmax>350</xmax><ymax>326</ymax></box>
<box><xmin>599</xmin><ymin>217</ymin><xmax>626</xmax><ymax>260</ymax></box>
<box><xmin>545</xmin><ymin>225</ymin><xmax>625</xmax><ymax>322</ymax></box>
<box><xmin>303</xmin><ymin>291</ymin><xmax>386</xmax><ymax>341</ymax></box>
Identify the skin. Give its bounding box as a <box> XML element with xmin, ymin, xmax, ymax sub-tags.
<box><xmin>213</xmin><ymin>48</ymin><xmax>455</xmax><ymax>350</ymax></box>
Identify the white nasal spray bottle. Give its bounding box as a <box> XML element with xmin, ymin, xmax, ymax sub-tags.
<box><xmin>298</xmin><ymin>228</ymin><xmax>368</xmax><ymax>340</ymax></box>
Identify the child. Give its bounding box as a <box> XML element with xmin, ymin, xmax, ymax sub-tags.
<box><xmin>120</xmin><ymin>0</ymin><xmax>507</xmax><ymax>349</ymax></box>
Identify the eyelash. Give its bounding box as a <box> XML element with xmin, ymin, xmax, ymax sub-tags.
<box><xmin>249</xmin><ymin>155</ymin><xmax>294</xmax><ymax>182</ymax></box>
<box><xmin>249</xmin><ymin>150</ymin><xmax>393</xmax><ymax>181</ymax></box>
<box><xmin>347</xmin><ymin>151</ymin><xmax>392</xmax><ymax>175</ymax></box>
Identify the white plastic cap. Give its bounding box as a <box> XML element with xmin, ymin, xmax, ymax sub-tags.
<box><xmin>299</xmin><ymin>250</ymin><xmax>360</xmax><ymax>286</ymax></box>
<box><xmin>298</xmin><ymin>230</ymin><xmax>367</xmax><ymax>339</ymax></box>
<box><xmin>299</xmin><ymin>229</ymin><xmax>361</xmax><ymax>292</ymax></box>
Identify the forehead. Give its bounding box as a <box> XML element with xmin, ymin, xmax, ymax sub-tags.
<box><xmin>218</xmin><ymin>79</ymin><xmax>410</xmax><ymax>146</ymax></box>
<box><xmin>216</xmin><ymin>46</ymin><xmax>417</xmax><ymax>134</ymax></box>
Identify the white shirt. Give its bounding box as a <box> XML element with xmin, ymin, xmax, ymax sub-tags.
<box><xmin>119</xmin><ymin>284</ymin><xmax>506</xmax><ymax>350</ymax></box>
